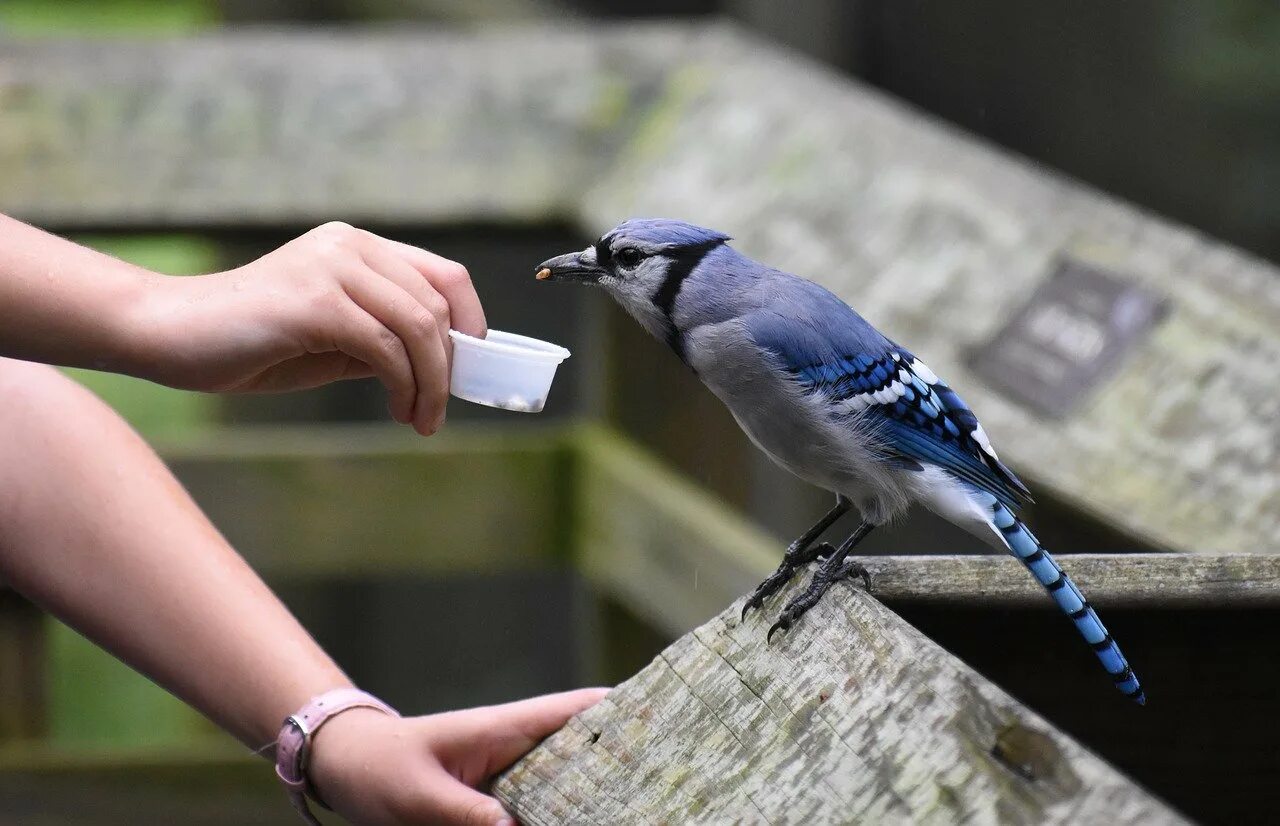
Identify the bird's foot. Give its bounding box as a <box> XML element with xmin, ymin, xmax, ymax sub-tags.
<box><xmin>767</xmin><ymin>556</ymin><xmax>872</xmax><ymax>642</ymax></box>
<box><xmin>741</xmin><ymin>541</ymin><xmax>837</xmax><ymax>621</ymax></box>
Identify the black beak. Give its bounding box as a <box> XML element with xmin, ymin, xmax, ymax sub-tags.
<box><xmin>535</xmin><ymin>251</ymin><xmax>605</xmax><ymax>284</ymax></box>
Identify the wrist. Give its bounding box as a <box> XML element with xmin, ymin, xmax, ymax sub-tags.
<box><xmin>304</xmin><ymin>706</ymin><xmax>396</xmax><ymax>802</ymax></box>
<box><xmin>274</xmin><ymin>687</ymin><xmax>399</xmax><ymax>824</ymax></box>
<box><xmin>107</xmin><ymin>267</ymin><xmax>173</xmax><ymax>380</ymax></box>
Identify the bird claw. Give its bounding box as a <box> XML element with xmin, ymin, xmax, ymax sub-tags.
<box><xmin>841</xmin><ymin>561</ymin><xmax>873</xmax><ymax>593</ymax></box>
<box><xmin>767</xmin><ymin>614</ymin><xmax>794</xmax><ymax>643</ymax></box>
<box><xmin>741</xmin><ymin>541</ymin><xmax>838</xmax><ymax>622</ymax></box>
<box><xmin>741</xmin><ymin>566</ymin><xmax>795</xmax><ymax>621</ymax></box>
<box><xmin>766</xmin><ymin>600</ymin><xmax>811</xmax><ymax>643</ymax></box>
<box><xmin>764</xmin><ymin>556</ymin><xmax>872</xmax><ymax>642</ymax></box>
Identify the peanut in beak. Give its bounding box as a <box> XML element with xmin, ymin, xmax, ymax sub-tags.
<box><xmin>535</xmin><ymin>267</ymin><xmax>552</xmax><ymax>281</ymax></box>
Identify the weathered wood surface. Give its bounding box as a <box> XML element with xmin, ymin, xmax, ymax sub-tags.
<box><xmin>571</xmin><ymin>430</ymin><xmax>1280</xmax><ymax>823</ymax></box>
<box><xmin>159</xmin><ymin>423</ymin><xmax>574</xmax><ymax>577</ymax></box>
<box><xmin>0</xmin><ymin>27</ymin><xmax>677</xmax><ymax>227</ymax></box>
<box><xmin>2</xmin><ymin>25</ymin><xmax>1275</xmax><ymax>557</ymax></box>
<box><xmin>861</xmin><ymin>553</ymin><xmax>1280</xmax><ymax>609</ymax></box>
<box><xmin>494</xmin><ymin>577</ymin><xmax>1182</xmax><ymax>824</ymax></box>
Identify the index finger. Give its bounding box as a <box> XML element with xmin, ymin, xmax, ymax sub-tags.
<box><xmin>383</xmin><ymin>238</ymin><xmax>487</xmax><ymax>338</ymax></box>
<box><xmin>465</xmin><ymin>688</ymin><xmax>611</xmax><ymax>767</ymax></box>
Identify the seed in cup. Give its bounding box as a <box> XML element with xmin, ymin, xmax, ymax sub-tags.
<box><xmin>447</xmin><ymin>329</ymin><xmax>569</xmax><ymax>413</ymax></box>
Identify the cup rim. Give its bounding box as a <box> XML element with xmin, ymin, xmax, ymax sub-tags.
<box><xmin>448</xmin><ymin>328</ymin><xmax>571</xmax><ymax>363</ymax></box>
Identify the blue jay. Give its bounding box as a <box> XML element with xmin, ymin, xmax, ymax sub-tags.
<box><xmin>536</xmin><ymin>219</ymin><xmax>1144</xmax><ymax>704</ymax></box>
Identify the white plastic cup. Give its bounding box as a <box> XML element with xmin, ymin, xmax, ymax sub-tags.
<box><xmin>448</xmin><ymin>329</ymin><xmax>571</xmax><ymax>413</ymax></box>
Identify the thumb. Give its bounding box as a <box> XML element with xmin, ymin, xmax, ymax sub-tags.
<box><xmin>476</xmin><ymin>687</ymin><xmax>610</xmax><ymax>768</ymax></box>
<box><xmin>428</xmin><ymin>769</ymin><xmax>515</xmax><ymax>826</ymax></box>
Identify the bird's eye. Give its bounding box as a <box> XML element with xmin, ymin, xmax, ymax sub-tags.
<box><xmin>616</xmin><ymin>247</ymin><xmax>643</xmax><ymax>268</ymax></box>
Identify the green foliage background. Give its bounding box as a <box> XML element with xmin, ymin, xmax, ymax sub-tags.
<box><xmin>0</xmin><ymin>0</ymin><xmax>217</xmax><ymax>35</ymax></box>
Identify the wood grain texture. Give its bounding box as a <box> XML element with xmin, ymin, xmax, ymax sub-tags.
<box><xmin>861</xmin><ymin>553</ymin><xmax>1280</xmax><ymax>610</ymax></box>
<box><xmin>494</xmin><ymin>576</ymin><xmax>1184</xmax><ymax>824</ymax></box>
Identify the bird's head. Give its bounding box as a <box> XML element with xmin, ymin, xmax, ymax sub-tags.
<box><xmin>535</xmin><ymin>219</ymin><xmax>731</xmax><ymax>326</ymax></box>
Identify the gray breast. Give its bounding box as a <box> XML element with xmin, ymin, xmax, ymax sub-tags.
<box><xmin>683</xmin><ymin>320</ymin><xmax>898</xmax><ymax>508</ymax></box>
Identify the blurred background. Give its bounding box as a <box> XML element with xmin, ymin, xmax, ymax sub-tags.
<box><xmin>1</xmin><ymin>1</ymin><xmax>1277</xmax><ymax>823</ymax></box>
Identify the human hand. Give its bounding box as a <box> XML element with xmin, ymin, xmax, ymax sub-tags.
<box><xmin>130</xmin><ymin>222</ymin><xmax>486</xmax><ymax>435</ymax></box>
<box><xmin>306</xmin><ymin>687</ymin><xmax>609</xmax><ymax>826</ymax></box>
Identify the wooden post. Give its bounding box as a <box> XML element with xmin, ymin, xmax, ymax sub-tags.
<box><xmin>568</xmin><ymin>427</ymin><xmax>1279</xmax><ymax>822</ymax></box>
<box><xmin>493</xmin><ymin>576</ymin><xmax>1183</xmax><ymax>824</ymax></box>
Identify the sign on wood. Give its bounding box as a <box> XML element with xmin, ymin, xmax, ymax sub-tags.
<box><xmin>967</xmin><ymin>257</ymin><xmax>1170</xmax><ymax>417</ymax></box>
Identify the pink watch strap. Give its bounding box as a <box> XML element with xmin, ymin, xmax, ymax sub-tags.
<box><xmin>275</xmin><ymin>687</ymin><xmax>400</xmax><ymax>825</ymax></box>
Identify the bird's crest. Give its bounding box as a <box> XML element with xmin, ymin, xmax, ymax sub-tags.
<box><xmin>600</xmin><ymin>218</ymin><xmax>731</xmax><ymax>251</ymax></box>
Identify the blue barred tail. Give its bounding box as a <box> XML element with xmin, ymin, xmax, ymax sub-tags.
<box><xmin>989</xmin><ymin>502</ymin><xmax>1145</xmax><ymax>704</ymax></box>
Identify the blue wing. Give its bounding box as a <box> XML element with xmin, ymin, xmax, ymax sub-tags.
<box><xmin>744</xmin><ymin>297</ymin><xmax>1032</xmax><ymax>510</ymax></box>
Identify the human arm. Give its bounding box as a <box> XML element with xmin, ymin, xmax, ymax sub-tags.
<box><xmin>0</xmin><ymin>358</ymin><xmax>604</xmax><ymax>824</ymax></box>
<box><xmin>0</xmin><ymin>215</ymin><xmax>485</xmax><ymax>435</ymax></box>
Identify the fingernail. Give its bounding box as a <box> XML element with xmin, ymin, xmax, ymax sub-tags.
<box><xmin>495</xmin><ymin>818</ymin><xmax>516</xmax><ymax>826</ymax></box>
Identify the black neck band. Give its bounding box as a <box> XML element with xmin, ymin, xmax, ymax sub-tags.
<box><xmin>653</xmin><ymin>241</ymin><xmax>721</xmax><ymax>363</ymax></box>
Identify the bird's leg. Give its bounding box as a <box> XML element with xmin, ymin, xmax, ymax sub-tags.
<box><xmin>741</xmin><ymin>496</ymin><xmax>852</xmax><ymax>620</ymax></box>
<box><xmin>768</xmin><ymin>522</ymin><xmax>875</xmax><ymax>642</ymax></box>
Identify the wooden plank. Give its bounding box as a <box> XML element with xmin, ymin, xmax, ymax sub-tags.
<box><xmin>862</xmin><ymin>553</ymin><xmax>1280</xmax><ymax>609</ymax></box>
<box><xmin>577</xmin><ymin>427</ymin><xmax>1280</xmax><ymax>638</ymax></box>
<box><xmin>0</xmin><ymin>736</ymin><xmax>253</xmax><ymax>774</ymax></box>
<box><xmin>161</xmin><ymin>423</ymin><xmax>573</xmax><ymax>578</ymax></box>
<box><xmin>0</xmin><ymin>26</ymin><xmax>683</xmax><ymax>228</ymax></box>
<box><xmin>494</xmin><ymin>575</ymin><xmax>1183</xmax><ymax>824</ymax></box>
<box><xmin>574</xmin><ymin>427</ymin><xmax>780</xmax><ymax>637</ymax></box>
<box><xmin>350</xmin><ymin>0</ymin><xmax>574</xmax><ymax>22</ymax></box>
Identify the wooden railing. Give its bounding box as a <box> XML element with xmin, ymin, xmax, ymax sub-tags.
<box><xmin>1</xmin><ymin>423</ymin><xmax>1277</xmax><ymax>822</ymax></box>
<box><xmin>4</xmin><ymin>22</ymin><xmax>1280</xmax><ymax>824</ymax></box>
